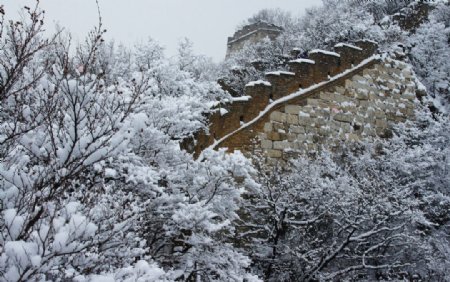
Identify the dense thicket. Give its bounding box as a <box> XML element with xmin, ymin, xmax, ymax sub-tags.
<box><xmin>0</xmin><ymin>0</ymin><xmax>449</xmax><ymax>281</ymax></box>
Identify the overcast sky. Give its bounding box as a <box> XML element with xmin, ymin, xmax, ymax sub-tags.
<box><xmin>3</xmin><ymin>0</ymin><xmax>320</xmax><ymax>62</ymax></box>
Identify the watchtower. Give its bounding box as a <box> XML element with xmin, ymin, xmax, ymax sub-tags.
<box><xmin>226</xmin><ymin>22</ymin><xmax>283</xmax><ymax>58</ymax></box>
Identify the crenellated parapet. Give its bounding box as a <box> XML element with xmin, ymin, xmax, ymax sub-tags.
<box><xmin>183</xmin><ymin>40</ymin><xmax>380</xmax><ymax>157</ymax></box>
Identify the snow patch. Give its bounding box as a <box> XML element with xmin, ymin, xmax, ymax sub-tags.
<box><xmin>231</xmin><ymin>96</ymin><xmax>252</xmax><ymax>102</ymax></box>
<box><xmin>289</xmin><ymin>59</ymin><xmax>315</xmax><ymax>64</ymax></box>
<box><xmin>219</xmin><ymin>108</ymin><xmax>229</xmax><ymax>116</ymax></box>
<box><xmin>245</xmin><ymin>80</ymin><xmax>271</xmax><ymax>87</ymax></box>
<box><xmin>334</xmin><ymin>43</ymin><xmax>363</xmax><ymax>51</ymax></box>
<box><xmin>265</xmin><ymin>71</ymin><xmax>295</xmax><ymax>76</ymax></box>
<box><xmin>299</xmin><ymin>111</ymin><xmax>310</xmax><ymax>117</ymax></box>
<box><xmin>309</xmin><ymin>49</ymin><xmax>341</xmax><ymax>57</ymax></box>
<box><xmin>360</xmin><ymin>39</ymin><xmax>378</xmax><ymax>44</ymax></box>
<box><xmin>105</xmin><ymin>168</ymin><xmax>117</xmax><ymax>178</ymax></box>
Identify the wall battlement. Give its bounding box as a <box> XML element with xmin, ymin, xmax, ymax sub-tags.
<box><xmin>184</xmin><ymin>40</ymin><xmax>380</xmax><ymax>157</ymax></box>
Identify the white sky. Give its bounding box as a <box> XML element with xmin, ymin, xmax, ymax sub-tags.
<box><xmin>3</xmin><ymin>0</ymin><xmax>320</xmax><ymax>62</ymax></box>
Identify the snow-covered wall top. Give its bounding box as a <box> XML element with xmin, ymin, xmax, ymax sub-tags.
<box><xmin>183</xmin><ymin>40</ymin><xmax>394</xmax><ymax>159</ymax></box>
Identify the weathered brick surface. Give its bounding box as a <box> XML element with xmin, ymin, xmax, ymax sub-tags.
<box><xmin>185</xmin><ymin>41</ymin><xmax>420</xmax><ymax>161</ymax></box>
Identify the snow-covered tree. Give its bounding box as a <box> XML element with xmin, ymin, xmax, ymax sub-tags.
<box><xmin>0</xmin><ymin>4</ymin><xmax>154</xmax><ymax>280</ymax></box>
<box><xmin>408</xmin><ymin>2</ymin><xmax>450</xmax><ymax>112</ymax></box>
<box><xmin>0</xmin><ymin>3</ymin><xmax>258</xmax><ymax>281</ymax></box>
<box><xmin>236</xmin><ymin>103</ymin><xmax>449</xmax><ymax>281</ymax></box>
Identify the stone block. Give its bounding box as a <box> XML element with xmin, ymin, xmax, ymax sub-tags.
<box><xmin>273</xmin><ymin>122</ymin><xmax>285</xmax><ymax>132</ymax></box>
<box><xmin>273</xmin><ymin>141</ymin><xmax>291</xmax><ymax>150</ymax></box>
<box><xmin>352</xmin><ymin>74</ymin><xmax>367</xmax><ymax>83</ymax></box>
<box><xmin>341</xmin><ymin>123</ymin><xmax>352</xmax><ymax>132</ymax></box>
<box><xmin>369</xmin><ymin>92</ymin><xmax>382</xmax><ymax>101</ymax></box>
<box><xmin>303</xmin><ymin>123</ymin><xmax>316</xmax><ymax>132</ymax></box>
<box><xmin>375</xmin><ymin>64</ymin><xmax>388</xmax><ymax>74</ymax></box>
<box><xmin>388</xmin><ymin>68</ymin><xmax>401</xmax><ymax>77</ymax></box>
<box><xmin>403</xmin><ymin>92</ymin><xmax>416</xmax><ymax>101</ymax></box>
<box><xmin>261</xmin><ymin>140</ymin><xmax>273</xmax><ymax>149</ymax></box>
<box><xmin>307</xmin><ymin>143</ymin><xmax>318</xmax><ymax>152</ymax></box>
<box><xmin>387</xmin><ymin>82</ymin><xmax>396</xmax><ymax>90</ymax></box>
<box><xmin>400</xmin><ymin>107</ymin><xmax>414</xmax><ymax>117</ymax></box>
<box><xmin>319</xmin><ymin>126</ymin><xmax>330</xmax><ymax>136</ymax></box>
<box><xmin>257</xmin><ymin>133</ymin><xmax>267</xmax><ymax>140</ymax></box>
<box><xmin>265</xmin><ymin>158</ymin><xmax>279</xmax><ymax>166</ymax></box>
<box><xmin>285</xmin><ymin>105</ymin><xmax>302</xmax><ymax>115</ymax></box>
<box><xmin>307</xmin><ymin>98</ymin><xmax>330</xmax><ymax>108</ymax></box>
<box><xmin>319</xmin><ymin>92</ymin><xmax>335</xmax><ymax>101</ymax></box>
<box><xmin>290</xmin><ymin>125</ymin><xmax>305</xmax><ymax>134</ymax></box>
<box><xmin>402</xmin><ymin>69</ymin><xmax>412</xmax><ymax>79</ymax></box>
<box><xmin>363</xmin><ymin>68</ymin><xmax>379</xmax><ymax>77</ymax></box>
<box><xmin>266</xmin><ymin>149</ymin><xmax>282</xmax><ymax>158</ymax></box>
<box><xmin>379</xmin><ymin>73</ymin><xmax>391</xmax><ymax>82</ymax></box>
<box><xmin>270</xmin><ymin>111</ymin><xmax>287</xmax><ymax>123</ymax></box>
<box><xmin>295</xmin><ymin>134</ymin><xmax>306</xmax><ymax>143</ymax></box>
<box><xmin>374</xmin><ymin>110</ymin><xmax>386</xmax><ymax>119</ymax></box>
<box><xmin>317</xmin><ymin>109</ymin><xmax>331</xmax><ymax>119</ymax></box>
<box><xmin>404</xmin><ymin>85</ymin><xmax>415</xmax><ymax>93</ymax></box>
<box><xmin>375</xmin><ymin>119</ymin><xmax>387</xmax><ymax>128</ymax></box>
<box><xmin>335</xmin><ymin>86</ymin><xmax>346</xmax><ymax>95</ymax></box>
<box><xmin>287</xmin><ymin>114</ymin><xmax>299</xmax><ymax>124</ymax></box>
<box><xmin>345</xmin><ymin>79</ymin><xmax>353</xmax><ymax>88</ymax></box>
<box><xmin>359</xmin><ymin>100</ymin><xmax>371</xmax><ymax>108</ymax></box>
<box><xmin>334</xmin><ymin>94</ymin><xmax>356</xmax><ymax>104</ymax></box>
<box><xmin>373</xmin><ymin>100</ymin><xmax>386</xmax><ymax>109</ymax></box>
<box><xmin>386</xmin><ymin>112</ymin><xmax>399</xmax><ymax>121</ymax></box>
<box><xmin>263</xmin><ymin>123</ymin><xmax>273</xmax><ymax>132</ymax></box>
<box><xmin>287</xmin><ymin>133</ymin><xmax>297</xmax><ymax>142</ymax></box>
<box><xmin>351</xmin><ymin>81</ymin><xmax>369</xmax><ymax>91</ymax></box>
<box><xmin>308</xmin><ymin>110</ymin><xmax>318</xmax><ymax>118</ymax></box>
<box><xmin>293</xmin><ymin>141</ymin><xmax>305</xmax><ymax>150</ymax></box>
<box><xmin>333</xmin><ymin>113</ymin><xmax>353</xmax><ymax>123</ymax></box>
<box><xmin>347</xmin><ymin>133</ymin><xmax>360</xmax><ymax>141</ymax></box>
<box><xmin>298</xmin><ymin>117</ymin><xmax>313</xmax><ymax>126</ymax></box>
<box><xmin>267</xmin><ymin>132</ymin><xmax>281</xmax><ymax>141</ymax></box>
<box><xmin>354</xmin><ymin>115</ymin><xmax>364</xmax><ymax>125</ymax></box>
<box><xmin>355</xmin><ymin>90</ymin><xmax>369</xmax><ymax>100</ymax></box>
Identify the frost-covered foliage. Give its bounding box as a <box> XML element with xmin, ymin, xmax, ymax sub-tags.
<box><xmin>297</xmin><ymin>1</ymin><xmax>386</xmax><ymax>51</ymax></box>
<box><xmin>0</xmin><ymin>7</ymin><xmax>148</xmax><ymax>279</ymax></box>
<box><xmin>408</xmin><ymin>2</ymin><xmax>450</xmax><ymax>112</ymax></box>
<box><xmin>239</xmin><ymin>106</ymin><xmax>449</xmax><ymax>281</ymax></box>
<box><xmin>387</xmin><ymin>108</ymin><xmax>450</xmax><ymax>281</ymax></box>
<box><xmin>0</xmin><ymin>3</ymin><xmax>257</xmax><ymax>281</ymax></box>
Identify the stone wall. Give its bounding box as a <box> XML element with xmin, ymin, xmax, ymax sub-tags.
<box><xmin>185</xmin><ymin>41</ymin><xmax>379</xmax><ymax>156</ymax></box>
<box><xmin>246</xmin><ymin>58</ymin><xmax>419</xmax><ymax>162</ymax></box>
<box><xmin>185</xmin><ymin>40</ymin><xmax>422</xmax><ymax>161</ymax></box>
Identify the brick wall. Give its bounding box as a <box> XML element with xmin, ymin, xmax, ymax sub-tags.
<box><xmin>185</xmin><ymin>40</ymin><xmax>422</xmax><ymax>161</ymax></box>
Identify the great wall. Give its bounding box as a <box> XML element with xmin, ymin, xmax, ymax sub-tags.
<box><xmin>183</xmin><ymin>39</ymin><xmax>424</xmax><ymax>162</ymax></box>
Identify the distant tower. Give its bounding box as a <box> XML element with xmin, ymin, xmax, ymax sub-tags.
<box><xmin>226</xmin><ymin>22</ymin><xmax>283</xmax><ymax>58</ymax></box>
